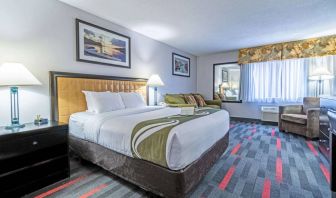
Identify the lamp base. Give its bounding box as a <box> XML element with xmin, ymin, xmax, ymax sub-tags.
<box><xmin>154</xmin><ymin>87</ymin><xmax>158</xmax><ymax>106</ymax></box>
<box><xmin>5</xmin><ymin>123</ymin><xmax>25</xmax><ymax>130</ymax></box>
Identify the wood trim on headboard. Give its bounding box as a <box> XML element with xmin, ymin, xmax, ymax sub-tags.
<box><xmin>49</xmin><ymin>71</ymin><xmax>148</xmax><ymax>122</ymax></box>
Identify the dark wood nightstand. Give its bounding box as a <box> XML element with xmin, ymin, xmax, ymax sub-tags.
<box><xmin>0</xmin><ymin>121</ymin><xmax>69</xmax><ymax>197</ymax></box>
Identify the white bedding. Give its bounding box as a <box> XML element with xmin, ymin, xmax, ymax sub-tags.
<box><xmin>69</xmin><ymin>106</ymin><xmax>230</xmax><ymax>170</ymax></box>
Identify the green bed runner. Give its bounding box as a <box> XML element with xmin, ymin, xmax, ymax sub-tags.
<box><xmin>131</xmin><ymin>108</ymin><xmax>220</xmax><ymax>168</ymax></box>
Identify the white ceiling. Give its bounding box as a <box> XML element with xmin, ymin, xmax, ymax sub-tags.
<box><xmin>59</xmin><ymin>0</ymin><xmax>336</xmax><ymax>56</ymax></box>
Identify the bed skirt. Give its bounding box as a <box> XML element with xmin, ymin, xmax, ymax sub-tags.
<box><xmin>69</xmin><ymin>132</ymin><xmax>229</xmax><ymax>198</ymax></box>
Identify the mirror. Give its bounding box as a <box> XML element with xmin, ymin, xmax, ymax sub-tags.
<box><xmin>213</xmin><ymin>62</ymin><xmax>241</xmax><ymax>102</ymax></box>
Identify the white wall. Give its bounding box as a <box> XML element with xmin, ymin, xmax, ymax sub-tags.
<box><xmin>0</xmin><ymin>0</ymin><xmax>196</xmax><ymax>125</ymax></box>
<box><xmin>197</xmin><ymin>51</ymin><xmax>238</xmax><ymax>98</ymax></box>
<box><xmin>197</xmin><ymin>51</ymin><xmax>267</xmax><ymax>119</ymax></box>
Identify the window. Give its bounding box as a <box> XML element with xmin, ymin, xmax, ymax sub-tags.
<box><xmin>213</xmin><ymin>62</ymin><xmax>241</xmax><ymax>102</ymax></box>
<box><xmin>240</xmin><ymin>55</ymin><xmax>336</xmax><ymax>103</ymax></box>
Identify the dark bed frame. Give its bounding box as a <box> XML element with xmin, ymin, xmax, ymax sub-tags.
<box><xmin>50</xmin><ymin>71</ymin><xmax>229</xmax><ymax>197</ymax></box>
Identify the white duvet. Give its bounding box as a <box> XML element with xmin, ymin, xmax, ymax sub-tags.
<box><xmin>69</xmin><ymin>106</ymin><xmax>230</xmax><ymax>170</ymax></box>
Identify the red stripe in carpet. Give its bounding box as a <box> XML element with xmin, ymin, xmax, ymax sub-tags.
<box><xmin>320</xmin><ymin>163</ymin><xmax>330</xmax><ymax>184</ymax></box>
<box><xmin>79</xmin><ymin>183</ymin><xmax>108</xmax><ymax>198</ymax></box>
<box><xmin>271</xmin><ymin>128</ymin><xmax>275</xmax><ymax>136</ymax></box>
<box><xmin>34</xmin><ymin>175</ymin><xmax>86</xmax><ymax>198</ymax></box>
<box><xmin>276</xmin><ymin>138</ymin><xmax>281</xmax><ymax>151</ymax></box>
<box><xmin>276</xmin><ymin>157</ymin><xmax>283</xmax><ymax>182</ymax></box>
<box><xmin>248</xmin><ymin>136</ymin><xmax>252</xmax><ymax>141</ymax></box>
<box><xmin>231</xmin><ymin>144</ymin><xmax>241</xmax><ymax>155</ymax></box>
<box><xmin>230</xmin><ymin>124</ymin><xmax>235</xmax><ymax>128</ymax></box>
<box><xmin>218</xmin><ymin>166</ymin><xmax>236</xmax><ymax>190</ymax></box>
<box><xmin>306</xmin><ymin>141</ymin><xmax>318</xmax><ymax>156</ymax></box>
<box><xmin>262</xmin><ymin>178</ymin><xmax>271</xmax><ymax>198</ymax></box>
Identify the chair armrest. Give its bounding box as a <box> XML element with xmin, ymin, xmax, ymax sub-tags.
<box><xmin>205</xmin><ymin>99</ymin><xmax>222</xmax><ymax>107</ymax></box>
<box><xmin>307</xmin><ymin>108</ymin><xmax>320</xmax><ymax>119</ymax></box>
<box><xmin>279</xmin><ymin>105</ymin><xmax>303</xmax><ymax>114</ymax></box>
<box><xmin>307</xmin><ymin>107</ymin><xmax>320</xmax><ymax>113</ymax></box>
<box><xmin>307</xmin><ymin>108</ymin><xmax>320</xmax><ymax>138</ymax></box>
<box><xmin>167</xmin><ymin>104</ymin><xmax>195</xmax><ymax>108</ymax></box>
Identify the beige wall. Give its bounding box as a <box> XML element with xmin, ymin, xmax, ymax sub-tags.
<box><xmin>0</xmin><ymin>0</ymin><xmax>197</xmax><ymax>125</ymax></box>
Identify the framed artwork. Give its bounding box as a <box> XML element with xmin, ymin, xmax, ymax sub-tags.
<box><xmin>76</xmin><ymin>19</ymin><xmax>131</xmax><ymax>68</ymax></box>
<box><xmin>172</xmin><ymin>53</ymin><xmax>190</xmax><ymax>77</ymax></box>
<box><xmin>222</xmin><ymin>70</ymin><xmax>228</xmax><ymax>82</ymax></box>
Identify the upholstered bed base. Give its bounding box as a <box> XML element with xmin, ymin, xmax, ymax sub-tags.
<box><xmin>69</xmin><ymin>133</ymin><xmax>229</xmax><ymax>198</ymax></box>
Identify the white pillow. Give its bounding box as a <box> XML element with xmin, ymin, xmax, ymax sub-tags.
<box><xmin>119</xmin><ymin>92</ymin><xmax>146</xmax><ymax>108</ymax></box>
<box><xmin>82</xmin><ymin>91</ymin><xmax>125</xmax><ymax>113</ymax></box>
<box><xmin>82</xmin><ymin>91</ymin><xmax>95</xmax><ymax>112</ymax></box>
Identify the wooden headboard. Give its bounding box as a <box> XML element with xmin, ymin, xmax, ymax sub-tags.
<box><xmin>50</xmin><ymin>71</ymin><xmax>148</xmax><ymax>123</ymax></box>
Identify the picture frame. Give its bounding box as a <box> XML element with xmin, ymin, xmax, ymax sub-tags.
<box><xmin>222</xmin><ymin>70</ymin><xmax>228</xmax><ymax>82</ymax></box>
<box><xmin>76</xmin><ymin>19</ymin><xmax>131</xmax><ymax>68</ymax></box>
<box><xmin>172</xmin><ymin>53</ymin><xmax>190</xmax><ymax>77</ymax></box>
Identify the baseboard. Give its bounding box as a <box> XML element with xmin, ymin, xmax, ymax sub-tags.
<box><xmin>230</xmin><ymin>117</ymin><xmax>260</xmax><ymax>123</ymax></box>
<box><xmin>261</xmin><ymin>121</ymin><xmax>278</xmax><ymax>126</ymax></box>
<box><xmin>230</xmin><ymin>117</ymin><xmax>278</xmax><ymax>126</ymax></box>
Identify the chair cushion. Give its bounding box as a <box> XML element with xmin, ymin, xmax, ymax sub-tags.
<box><xmin>193</xmin><ymin>94</ymin><xmax>206</xmax><ymax>107</ymax></box>
<box><xmin>214</xmin><ymin>93</ymin><xmax>221</xmax><ymax>100</ymax></box>
<box><xmin>184</xmin><ymin>94</ymin><xmax>198</xmax><ymax>107</ymax></box>
<box><xmin>165</xmin><ymin>94</ymin><xmax>186</xmax><ymax>104</ymax></box>
<box><xmin>220</xmin><ymin>93</ymin><xmax>225</xmax><ymax>100</ymax></box>
<box><xmin>281</xmin><ymin>114</ymin><xmax>307</xmax><ymax>125</ymax></box>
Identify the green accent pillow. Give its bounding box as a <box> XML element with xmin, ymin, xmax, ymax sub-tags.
<box><xmin>165</xmin><ymin>94</ymin><xmax>186</xmax><ymax>104</ymax></box>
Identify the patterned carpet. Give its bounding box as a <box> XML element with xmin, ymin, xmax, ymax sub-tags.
<box><xmin>26</xmin><ymin>121</ymin><xmax>333</xmax><ymax>198</ymax></box>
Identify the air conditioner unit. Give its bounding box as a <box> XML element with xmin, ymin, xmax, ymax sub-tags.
<box><xmin>261</xmin><ymin>106</ymin><xmax>279</xmax><ymax>122</ymax></box>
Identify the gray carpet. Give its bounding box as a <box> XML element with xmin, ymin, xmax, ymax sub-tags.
<box><xmin>26</xmin><ymin>122</ymin><xmax>333</xmax><ymax>198</ymax></box>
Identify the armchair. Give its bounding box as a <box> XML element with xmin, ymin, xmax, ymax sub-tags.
<box><xmin>278</xmin><ymin>97</ymin><xmax>320</xmax><ymax>138</ymax></box>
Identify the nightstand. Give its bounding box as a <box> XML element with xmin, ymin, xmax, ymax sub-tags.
<box><xmin>0</xmin><ymin>121</ymin><xmax>69</xmax><ymax>197</ymax></box>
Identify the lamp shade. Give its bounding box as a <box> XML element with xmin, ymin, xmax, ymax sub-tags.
<box><xmin>0</xmin><ymin>63</ymin><xmax>41</xmax><ymax>86</ymax></box>
<box><xmin>231</xmin><ymin>82</ymin><xmax>239</xmax><ymax>89</ymax></box>
<box><xmin>309</xmin><ymin>67</ymin><xmax>334</xmax><ymax>80</ymax></box>
<box><xmin>221</xmin><ymin>82</ymin><xmax>229</xmax><ymax>88</ymax></box>
<box><xmin>147</xmin><ymin>74</ymin><xmax>164</xmax><ymax>87</ymax></box>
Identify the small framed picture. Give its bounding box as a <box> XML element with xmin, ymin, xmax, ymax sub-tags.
<box><xmin>76</xmin><ymin>19</ymin><xmax>131</xmax><ymax>68</ymax></box>
<box><xmin>172</xmin><ymin>53</ymin><xmax>190</xmax><ymax>77</ymax></box>
<box><xmin>222</xmin><ymin>70</ymin><xmax>228</xmax><ymax>82</ymax></box>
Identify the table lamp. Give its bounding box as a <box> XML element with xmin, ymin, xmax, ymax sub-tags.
<box><xmin>309</xmin><ymin>67</ymin><xmax>334</xmax><ymax>96</ymax></box>
<box><xmin>0</xmin><ymin>63</ymin><xmax>41</xmax><ymax>129</ymax></box>
<box><xmin>147</xmin><ymin>74</ymin><xmax>164</xmax><ymax>105</ymax></box>
<box><xmin>309</xmin><ymin>67</ymin><xmax>334</xmax><ymax>81</ymax></box>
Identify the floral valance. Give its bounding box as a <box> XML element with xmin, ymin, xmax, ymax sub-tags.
<box><xmin>238</xmin><ymin>35</ymin><xmax>336</xmax><ymax>64</ymax></box>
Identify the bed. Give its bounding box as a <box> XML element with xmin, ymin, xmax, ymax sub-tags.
<box><xmin>50</xmin><ymin>71</ymin><xmax>230</xmax><ymax>197</ymax></box>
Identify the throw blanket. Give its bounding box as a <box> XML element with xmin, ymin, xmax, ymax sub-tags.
<box><xmin>131</xmin><ymin>108</ymin><xmax>220</xmax><ymax>167</ymax></box>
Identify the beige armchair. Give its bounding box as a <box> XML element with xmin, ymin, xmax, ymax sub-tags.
<box><xmin>278</xmin><ymin>97</ymin><xmax>320</xmax><ymax>138</ymax></box>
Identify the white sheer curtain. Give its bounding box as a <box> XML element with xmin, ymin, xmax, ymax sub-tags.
<box><xmin>241</xmin><ymin>59</ymin><xmax>307</xmax><ymax>103</ymax></box>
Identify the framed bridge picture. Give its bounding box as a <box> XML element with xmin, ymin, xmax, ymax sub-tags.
<box><xmin>76</xmin><ymin>19</ymin><xmax>131</xmax><ymax>68</ymax></box>
<box><xmin>172</xmin><ymin>53</ymin><xmax>190</xmax><ymax>77</ymax></box>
